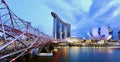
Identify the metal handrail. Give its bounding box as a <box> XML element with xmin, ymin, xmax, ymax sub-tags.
<box><xmin>0</xmin><ymin>29</ymin><xmax>29</xmax><ymax>51</ymax></box>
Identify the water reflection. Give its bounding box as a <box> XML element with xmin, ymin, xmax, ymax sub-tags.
<box><xmin>51</xmin><ymin>47</ymin><xmax>69</xmax><ymax>62</ymax></box>
<box><xmin>51</xmin><ymin>47</ymin><xmax>120</xmax><ymax>62</ymax></box>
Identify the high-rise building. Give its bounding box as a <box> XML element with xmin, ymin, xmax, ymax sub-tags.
<box><xmin>108</xmin><ymin>27</ymin><xmax>113</xmax><ymax>40</ymax></box>
<box><xmin>51</xmin><ymin>12</ymin><xmax>71</xmax><ymax>40</ymax></box>
<box><xmin>118</xmin><ymin>30</ymin><xmax>120</xmax><ymax>40</ymax></box>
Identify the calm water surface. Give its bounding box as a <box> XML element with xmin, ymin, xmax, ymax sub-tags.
<box><xmin>28</xmin><ymin>47</ymin><xmax>120</xmax><ymax>62</ymax></box>
<box><xmin>51</xmin><ymin>47</ymin><xmax>120</xmax><ymax>62</ymax></box>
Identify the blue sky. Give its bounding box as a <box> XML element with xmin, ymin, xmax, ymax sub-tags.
<box><xmin>5</xmin><ymin>0</ymin><xmax>120</xmax><ymax>39</ymax></box>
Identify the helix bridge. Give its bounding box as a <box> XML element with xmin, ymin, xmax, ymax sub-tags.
<box><xmin>0</xmin><ymin>0</ymin><xmax>54</xmax><ymax>61</ymax></box>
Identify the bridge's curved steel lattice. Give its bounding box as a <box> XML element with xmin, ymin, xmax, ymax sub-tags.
<box><xmin>0</xmin><ymin>0</ymin><xmax>52</xmax><ymax>61</ymax></box>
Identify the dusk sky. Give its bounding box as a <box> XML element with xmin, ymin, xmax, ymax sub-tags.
<box><xmin>5</xmin><ymin>0</ymin><xmax>120</xmax><ymax>39</ymax></box>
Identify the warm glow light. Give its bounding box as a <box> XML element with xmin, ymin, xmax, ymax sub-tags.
<box><xmin>72</xmin><ymin>47</ymin><xmax>80</xmax><ymax>54</ymax></box>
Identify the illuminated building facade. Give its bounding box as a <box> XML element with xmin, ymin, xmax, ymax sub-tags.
<box><xmin>51</xmin><ymin>12</ymin><xmax>71</xmax><ymax>40</ymax></box>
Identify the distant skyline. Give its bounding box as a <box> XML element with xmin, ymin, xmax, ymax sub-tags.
<box><xmin>5</xmin><ymin>0</ymin><xmax>120</xmax><ymax>39</ymax></box>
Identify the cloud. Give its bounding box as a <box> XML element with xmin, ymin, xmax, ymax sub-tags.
<box><xmin>44</xmin><ymin>0</ymin><xmax>92</xmax><ymax>30</ymax></box>
<box><xmin>43</xmin><ymin>0</ymin><xmax>120</xmax><ymax>39</ymax></box>
<box><xmin>6</xmin><ymin>0</ymin><xmax>120</xmax><ymax>39</ymax></box>
<box><xmin>113</xmin><ymin>7</ymin><xmax>120</xmax><ymax>17</ymax></box>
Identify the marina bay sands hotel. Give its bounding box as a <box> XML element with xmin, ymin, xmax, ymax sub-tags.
<box><xmin>51</xmin><ymin>12</ymin><xmax>71</xmax><ymax>40</ymax></box>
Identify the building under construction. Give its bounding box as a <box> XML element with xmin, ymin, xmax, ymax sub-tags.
<box><xmin>51</xmin><ymin>12</ymin><xmax>71</xmax><ymax>40</ymax></box>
